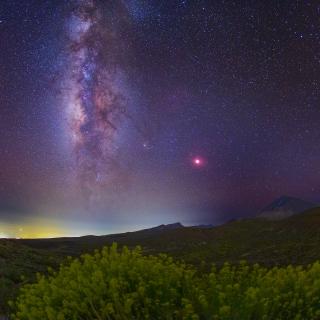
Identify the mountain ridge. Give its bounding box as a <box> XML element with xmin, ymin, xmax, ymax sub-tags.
<box><xmin>257</xmin><ymin>195</ymin><xmax>317</xmax><ymax>220</ymax></box>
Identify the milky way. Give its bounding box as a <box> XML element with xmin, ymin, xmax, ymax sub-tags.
<box><xmin>62</xmin><ymin>0</ymin><xmax>131</xmax><ymax>206</ymax></box>
<box><xmin>1</xmin><ymin>0</ymin><xmax>320</xmax><ymax>236</ymax></box>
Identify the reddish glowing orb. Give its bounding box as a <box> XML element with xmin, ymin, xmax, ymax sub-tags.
<box><xmin>192</xmin><ymin>156</ymin><xmax>206</xmax><ymax>168</ymax></box>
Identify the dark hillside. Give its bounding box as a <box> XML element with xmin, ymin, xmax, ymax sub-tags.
<box><xmin>15</xmin><ymin>207</ymin><xmax>320</xmax><ymax>267</ymax></box>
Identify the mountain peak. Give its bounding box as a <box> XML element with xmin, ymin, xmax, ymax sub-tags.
<box><xmin>152</xmin><ymin>222</ymin><xmax>184</xmax><ymax>230</ymax></box>
<box><xmin>258</xmin><ymin>196</ymin><xmax>317</xmax><ymax>220</ymax></box>
<box><xmin>131</xmin><ymin>222</ymin><xmax>184</xmax><ymax>235</ymax></box>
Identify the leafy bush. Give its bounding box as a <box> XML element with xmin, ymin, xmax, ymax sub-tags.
<box><xmin>200</xmin><ymin>262</ymin><xmax>320</xmax><ymax>319</ymax></box>
<box><xmin>12</xmin><ymin>244</ymin><xmax>320</xmax><ymax>319</ymax></box>
<box><xmin>12</xmin><ymin>244</ymin><xmax>202</xmax><ymax>319</ymax></box>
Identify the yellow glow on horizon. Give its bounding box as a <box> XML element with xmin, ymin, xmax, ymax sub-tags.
<box><xmin>0</xmin><ymin>218</ymin><xmax>69</xmax><ymax>239</ymax></box>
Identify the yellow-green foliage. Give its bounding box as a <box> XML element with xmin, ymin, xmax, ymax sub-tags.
<box><xmin>12</xmin><ymin>244</ymin><xmax>320</xmax><ymax>319</ymax></box>
<box><xmin>201</xmin><ymin>262</ymin><xmax>320</xmax><ymax>319</ymax></box>
<box><xmin>12</xmin><ymin>244</ymin><xmax>201</xmax><ymax>320</ymax></box>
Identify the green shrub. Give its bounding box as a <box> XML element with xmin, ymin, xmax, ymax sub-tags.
<box><xmin>12</xmin><ymin>244</ymin><xmax>202</xmax><ymax>320</ymax></box>
<box><xmin>201</xmin><ymin>262</ymin><xmax>320</xmax><ymax>319</ymax></box>
<box><xmin>11</xmin><ymin>244</ymin><xmax>320</xmax><ymax>319</ymax></box>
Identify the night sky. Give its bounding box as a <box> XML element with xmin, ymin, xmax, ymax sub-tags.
<box><xmin>1</xmin><ymin>0</ymin><xmax>320</xmax><ymax>237</ymax></box>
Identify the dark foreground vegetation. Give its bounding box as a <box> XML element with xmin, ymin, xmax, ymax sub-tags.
<box><xmin>1</xmin><ymin>207</ymin><xmax>320</xmax><ymax>318</ymax></box>
<box><xmin>11</xmin><ymin>245</ymin><xmax>320</xmax><ymax>319</ymax></box>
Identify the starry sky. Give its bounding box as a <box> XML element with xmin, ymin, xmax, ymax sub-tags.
<box><xmin>1</xmin><ymin>0</ymin><xmax>320</xmax><ymax>237</ymax></box>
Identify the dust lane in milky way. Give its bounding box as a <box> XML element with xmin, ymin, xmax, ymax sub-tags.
<box><xmin>62</xmin><ymin>0</ymin><xmax>133</xmax><ymax>208</ymax></box>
